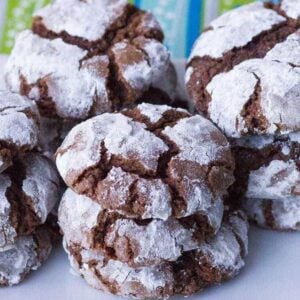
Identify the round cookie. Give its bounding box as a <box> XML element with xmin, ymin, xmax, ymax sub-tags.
<box><xmin>186</xmin><ymin>1</ymin><xmax>300</xmax><ymax>138</ymax></box>
<box><xmin>38</xmin><ymin>117</ymin><xmax>77</xmax><ymax>160</ymax></box>
<box><xmin>59</xmin><ymin>188</ymin><xmax>223</xmax><ymax>267</ymax></box>
<box><xmin>5</xmin><ymin>0</ymin><xmax>176</xmax><ymax>119</ymax></box>
<box><xmin>56</xmin><ymin>104</ymin><xmax>234</xmax><ymax>221</ymax></box>
<box><xmin>0</xmin><ymin>90</ymin><xmax>40</xmax><ymax>173</ymax></box>
<box><xmin>0</xmin><ymin>222</ymin><xmax>58</xmax><ymax>286</ymax></box>
<box><xmin>63</xmin><ymin>210</ymin><xmax>248</xmax><ymax>299</ymax></box>
<box><xmin>229</xmin><ymin>133</ymin><xmax>300</xmax><ymax>230</ymax></box>
<box><xmin>0</xmin><ymin>153</ymin><xmax>61</xmax><ymax>249</ymax></box>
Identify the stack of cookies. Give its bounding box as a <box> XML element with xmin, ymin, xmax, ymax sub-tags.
<box><xmin>4</xmin><ymin>0</ymin><xmax>177</xmax><ymax>159</ymax></box>
<box><xmin>186</xmin><ymin>0</ymin><xmax>300</xmax><ymax>231</ymax></box>
<box><xmin>56</xmin><ymin>103</ymin><xmax>249</xmax><ymax>299</ymax></box>
<box><xmin>0</xmin><ymin>90</ymin><xmax>61</xmax><ymax>286</ymax></box>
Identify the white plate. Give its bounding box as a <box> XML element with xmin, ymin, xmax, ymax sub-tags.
<box><xmin>1</xmin><ymin>56</ymin><xmax>300</xmax><ymax>300</ymax></box>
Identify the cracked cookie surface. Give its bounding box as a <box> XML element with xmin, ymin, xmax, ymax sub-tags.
<box><xmin>59</xmin><ymin>188</ymin><xmax>224</xmax><ymax>267</ymax></box>
<box><xmin>56</xmin><ymin>104</ymin><xmax>234</xmax><ymax>221</ymax></box>
<box><xmin>63</xmin><ymin>210</ymin><xmax>248</xmax><ymax>299</ymax></box>
<box><xmin>0</xmin><ymin>90</ymin><xmax>40</xmax><ymax>173</ymax></box>
<box><xmin>186</xmin><ymin>1</ymin><xmax>300</xmax><ymax>138</ymax></box>
<box><xmin>0</xmin><ymin>153</ymin><xmax>61</xmax><ymax>248</ymax></box>
<box><xmin>0</xmin><ymin>221</ymin><xmax>59</xmax><ymax>286</ymax></box>
<box><xmin>229</xmin><ymin>133</ymin><xmax>300</xmax><ymax>230</ymax></box>
<box><xmin>5</xmin><ymin>0</ymin><xmax>176</xmax><ymax>119</ymax></box>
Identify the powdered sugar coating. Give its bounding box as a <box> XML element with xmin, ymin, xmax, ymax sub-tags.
<box><xmin>197</xmin><ymin>226</ymin><xmax>243</xmax><ymax>274</ymax></box>
<box><xmin>0</xmin><ymin>90</ymin><xmax>39</xmax><ymax>155</ymax></box>
<box><xmin>5</xmin><ymin>31</ymin><xmax>110</xmax><ymax>119</ymax></box>
<box><xmin>57</xmin><ymin>104</ymin><xmax>233</xmax><ymax>220</ymax></box>
<box><xmin>243</xmin><ymin>197</ymin><xmax>300</xmax><ymax>231</ymax></box>
<box><xmin>246</xmin><ymin>160</ymin><xmax>300</xmax><ymax>202</ymax></box>
<box><xmin>34</xmin><ymin>0</ymin><xmax>127</xmax><ymax>42</ymax></box>
<box><xmin>22</xmin><ymin>154</ymin><xmax>61</xmax><ymax>224</ymax></box>
<box><xmin>64</xmin><ymin>241</ymin><xmax>174</xmax><ymax>299</ymax></box>
<box><xmin>265</xmin><ymin>30</ymin><xmax>300</xmax><ymax>66</ymax></box>
<box><xmin>0</xmin><ymin>154</ymin><xmax>60</xmax><ymax>249</ymax></box>
<box><xmin>207</xmin><ymin>56</ymin><xmax>300</xmax><ymax>137</ymax></box>
<box><xmin>63</xmin><ymin>210</ymin><xmax>248</xmax><ymax>299</ymax></box>
<box><xmin>163</xmin><ymin>115</ymin><xmax>234</xmax><ymax>216</ymax></box>
<box><xmin>59</xmin><ymin>189</ymin><xmax>215</xmax><ymax>267</ymax></box>
<box><xmin>111</xmin><ymin>41</ymin><xmax>152</xmax><ymax>98</ymax></box>
<box><xmin>0</xmin><ymin>175</ymin><xmax>16</xmax><ymax>249</ymax></box>
<box><xmin>111</xmin><ymin>38</ymin><xmax>176</xmax><ymax>101</ymax></box>
<box><xmin>56</xmin><ymin>112</ymin><xmax>168</xmax><ymax>185</ymax></box>
<box><xmin>189</xmin><ymin>3</ymin><xmax>285</xmax><ymax>60</ymax></box>
<box><xmin>138</xmin><ymin>38</ymin><xmax>176</xmax><ymax>99</ymax></box>
<box><xmin>0</xmin><ymin>226</ymin><xmax>53</xmax><ymax>286</ymax></box>
<box><xmin>281</xmin><ymin>0</ymin><xmax>300</xmax><ymax>19</ymax></box>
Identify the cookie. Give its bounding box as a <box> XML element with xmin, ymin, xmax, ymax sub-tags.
<box><xmin>0</xmin><ymin>90</ymin><xmax>40</xmax><ymax>173</ymax></box>
<box><xmin>229</xmin><ymin>133</ymin><xmax>300</xmax><ymax>230</ymax></box>
<box><xmin>0</xmin><ymin>153</ymin><xmax>61</xmax><ymax>249</ymax></box>
<box><xmin>56</xmin><ymin>104</ymin><xmax>234</xmax><ymax>220</ymax></box>
<box><xmin>242</xmin><ymin>197</ymin><xmax>300</xmax><ymax>231</ymax></box>
<box><xmin>0</xmin><ymin>222</ymin><xmax>58</xmax><ymax>286</ymax></box>
<box><xmin>38</xmin><ymin>117</ymin><xmax>77</xmax><ymax>160</ymax></box>
<box><xmin>59</xmin><ymin>188</ymin><xmax>223</xmax><ymax>267</ymax></box>
<box><xmin>5</xmin><ymin>0</ymin><xmax>176</xmax><ymax>119</ymax></box>
<box><xmin>63</xmin><ymin>210</ymin><xmax>248</xmax><ymax>299</ymax></box>
<box><xmin>186</xmin><ymin>1</ymin><xmax>300</xmax><ymax>138</ymax></box>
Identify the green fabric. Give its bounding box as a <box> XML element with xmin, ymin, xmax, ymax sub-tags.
<box><xmin>0</xmin><ymin>0</ymin><xmax>50</xmax><ymax>54</ymax></box>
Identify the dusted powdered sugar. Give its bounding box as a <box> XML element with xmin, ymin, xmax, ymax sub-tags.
<box><xmin>65</xmin><ymin>242</ymin><xmax>174</xmax><ymax>298</ymax></box>
<box><xmin>0</xmin><ymin>90</ymin><xmax>39</xmax><ymax>149</ymax></box>
<box><xmin>207</xmin><ymin>69</ymin><xmax>257</xmax><ymax>137</ymax></box>
<box><xmin>111</xmin><ymin>41</ymin><xmax>152</xmax><ymax>96</ymax></box>
<box><xmin>265</xmin><ymin>30</ymin><xmax>300</xmax><ymax>66</ymax></box>
<box><xmin>243</xmin><ymin>197</ymin><xmax>300</xmax><ymax>231</ymax></box>
<box><xmin>60</xmin><ymin>189</ymin><xmax>205</xmax><ymax>266</ymax></box>
<box><xmin>63</xmin><ymin>210</ymin><xmax>248</xmax><ymax>297</ymax></box>
<box><xmin>34</xmin><ymin>0</ymin><xmax>127</xmax><ymax>42</ymax></box>
<box><xmin>163</xmin><ymin>115</ymin><xmax>230</xmax><ymax>165</ymax></box>
<box><xmin>0</xmin><ymin>175</ymin><xmax>16</xmax><ymax>249</ymax></box>
<box><xmin>59</xmin><ymin>189</ymin><xmax>103</xmax><ymax>250</ymax></box>
<box><xmin>163</xmin><ymin>115</ymin><xmax>231</xmax><ymax>217</ymax></box>
<box><xmin>189</xmin><ymin>2</ymin><xmax>285</xmax><ymax>60</ymax></box>
<box><xmin>137</xmin><ymin>103</ymin><xmax>186</xmax><ymax>124</ymax></box>
<box><xmin>281</xmin><ymin>0</ymin><xmax>300</xmax><ymax>19</ymax></box>
<box><xmin>106</xmin><ymin>218</ymin><xmax>199</xmax><ymax>266</ymax></box>
<box><xmin>0</xmin><ymin>229</ymin><xmax>52</xmax><ymax>286</ymax></box>
<box><xmin>136</xmin><ymin>178</ymin><xmax>172</xmax><ymax>220</ymax></box>
<box><xmin>5</xmin><ymin>31</ymin><xmax>110</xmax><ymax>119</ymax></box>
<box><xmin>197</xmin><ymin>223</ymin><xmax>245</xmax><ymax>275</ymax></box>
<box><xmin>22</xmin><ymin>154</ymin><xmax>61</xmax><ymax>223</ymax></box>
<box><xmin>246</xmin><ymin>160</ymin><xmax>300</xmax><ymax>201</ymax></box>
<box><xmin>140</xmin><ymin>39</ymin><xmax>176</xmax><ymax>99</ymax></box>
<box><xmin>57</xmin><ymin>113</ymin><xmax>169</xmax><ymax>185</ymax></box>
<box><xmin>207</xmin><ymin>58</ymin><xmax>300</xmax><ymax>137</ymax></box>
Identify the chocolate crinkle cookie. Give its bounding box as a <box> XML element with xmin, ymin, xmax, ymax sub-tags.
<box><xmin>0</xmin><ymin>90</ymin><xmax>40</xmax><ymax>173</ymax></box>
<box><xmin>56</xmin><ymin>103</ymin><xmax>234</xmax><ymax>221</ymax></box>
<box><xmin>56</xmin><ymin>104</ymin><xmax>248</xmax><ymax>298</ymax></box>
<box><xmin>230</xmin><ymin>133</ymin><xmax>300</xmax><ymax>231</ymax></box>
<box><xmin>0</xmin><ymin>219</ymin><xmax>60</xmax><ymax>287</ymax></box>
<box><xmin>186</xmin><ymin>1</ymin><xmax>300</xmax><ymax>138</ymax></box>
<box><xmin>4</xmin><ymin>0</ymin><xmax>176</xmax><ymax>120</ymax></box>
<box><xmin>61</xmin><ymin>210</ymin><xmax>248</xmax><ymax>299</ymax></box>
<box><xmin>0</xmin><ymin>153</ymin><xmax>61</xmax><ymax>249</ymax></box>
